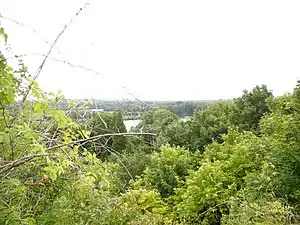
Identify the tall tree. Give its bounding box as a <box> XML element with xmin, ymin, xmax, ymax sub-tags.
<box><xmin>136</xmin><ymin>108</ymin><xmax>180</xmax><ymax>145</ymax></box>
<box><xmin>233</xmin><ymin>84</ymin><xmax>273</xmax><ymax>133</ymax></box>
<box><xmin>88</xmin><ymin>111</ymin><xmax>127</xmax><ymax>156</ymax></box>
<box><xmin>111</xmin><ymin>111</ymin><xmax>127</xmax><ymax>151</ymax></box>
<box><xmin>188</xmin><ymin>101</ymin><xmax>237</xmax><ymax>152</ymax></box>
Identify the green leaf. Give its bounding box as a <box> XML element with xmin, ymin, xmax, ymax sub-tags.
<box><xmin>0</xmin><ymin>27</ymin><xmax>8</xmax><ymax>42</ymax></box>
<box><xmin>0</xmin><ymin>132</ymin><xmax>6</xmax><ymax>143</ymax></box>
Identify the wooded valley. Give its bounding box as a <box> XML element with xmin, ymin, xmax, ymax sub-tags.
<box><xmin>1</xmin><ymin>27</ymin><xmax>300</xmax><ymax>224</ymax></box>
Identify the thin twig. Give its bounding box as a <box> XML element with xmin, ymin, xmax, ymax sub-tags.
<box><xmin>47</xmin><ymin>132</ymin><xmax>156</xmax><ymax>151</ymax></box>
<box><xmin>14</xmin><ymin>2</ymin><xmax>90</xmax><ymax>119</ymax></box>
<box><xmin>0</xmin><ymin>15</ymin><xmax>61</xmax><ymax>55</ymax></box>
<box><xmin>33</xmin><ymin>3</ymin><xmax>90</xmax><ymax>80</ymax></box>
<box><xmin>9</xmin><ymin>53</ymin><xmax>102</xmax><ymax>76</ymax></box>
<box><xmin>0</xmin><ymin>102</ymin><xmax>15</xmax><ymax>160</ymax></box>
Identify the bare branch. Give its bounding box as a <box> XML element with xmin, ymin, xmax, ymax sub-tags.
<box><xmin>0</xmin><ymin>15</ymin><xmax>60</xmax><ymax>55</ymax></box>
<box><xmin>0</xmin><ymin>154</ymin><xmax>58</xmax><ymax>174</ymax></box>
<box><xmin>3</xmin><ymin>53</ymin><xmax>101</xmax><ymax>76</ymax></box>
<box><xmin>33</xmin><ymin>2</ymin><xmax>90</xmax><ymax>80</ymax></box>
<box><xmin>121</xmin><ymin>86</ymin><xmax>149</xmax><ymax>106</ymax></box>
<box><xmin>17</xmin><ymin>2</ymin><xmax>90</xmax><ymax>110</ymax></box>
<box><xmin>47</xmin><ymin>132</ymin><xmax>156</xmax><ymax>151</ymax></box>
<box><xmin>100</xmin><ymin>144</ymin><xmax>134</xmax><ymax>181</ymax></box>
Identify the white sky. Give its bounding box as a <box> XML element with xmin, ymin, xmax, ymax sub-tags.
<box><xmin>1</xmin><ymin>0</ymin><xmax>300</xmax><ymax>100</ymax></box>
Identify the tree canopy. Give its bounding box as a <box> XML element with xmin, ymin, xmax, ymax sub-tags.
<box><xmin>1</xmin><ymin>27</ymin><xmax>300</xmax><ymax>224</ymax></box>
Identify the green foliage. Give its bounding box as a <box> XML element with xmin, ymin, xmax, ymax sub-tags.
<box><xmin>157</xmin><ymin>120</ymin><xmax>191</xmax><ymax>147</ymax></box>
<box><xmin>175</xmin><ymin>130</ymin><xmax>282</xmax><ymax>223</ymax></box>
<box><xmin>137</xmin><ymin>145</ymin><xmax>194</xmax><ymax>198</ymax></box>
<box><xmin>2</xmin><ymin>27</ymin><xmax>300</xmax><ymax>224</ymax></box>
<box><xmin>0</xmin><ymin>28</ymin><xmax>8</xmax><ymax>41</ymax></box>
<box><xmin>0</xmin><ymin>85</ymin><xmax>108</xmax><ymax>223</ymax></box>
<box><xmin>166</xmin><ymin>101</ymin><xmax>206</xmax><ymax>117</ymax></box>
<box><xmin>233</xmin><ymin>84</ymin><xmax>273</xmax><ymax>133</ymax></box>
<box><xmin>188</xmin><ymin>101</ymin><xmax>237</xmax><ymax>151</ymax></box>
<box><xmin>0</xmin><ymin>32</ymin><xmax>120</xmax><ymax>224</ymax></box>
<box><xmin>138</xmin><ymin>108</ymin><xmax>179</xmax><ymax>134</ymax></box>
<box><xmin>119</xmin><ymin>188</ymin><xmax>172</xmax><ymax>224</ymax></box>
<box><xmin>222</xmin><ymin>194</ymin><xmax>294</xmax><ymax>225</ymax></box>
<box><xmin>150</xmin><ymin>109</ymin><xmax>180</xmax><ymax>133</ymax></box>
<box><xmin>259</xmin><ymin>87</ymin><xmax>300</xmax><ymax>204</ymax></box>
<box><xmin>111</xmin><ymin>111</ymin><xmax>127</xmax><ymax>151</ymax></box>
<box><xmin>135</xmin><ymin>108</ymin><xmax>179</xmax><ymax>146</ymax></box>
<box><xmin>109</xmin><ymin>146</ymin><xmax>154</xmax><ymax>190</ymax></box>
<box><xmin>88</xmin><ymin>111</ymin><xmax>127</xmax><ymax>157</ymax></box>
<box><xmin>0</xmin><ymin>48</ymin><xmax>16</xmax><ymax>105</ymax></box>
<box><xmin>171</xmin><ymin>89</ymin><xmax>300</xmax><ymax>223</ymax></box>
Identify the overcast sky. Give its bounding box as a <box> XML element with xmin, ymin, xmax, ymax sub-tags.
<box><xmin>1</xmin><ymin>0</ymin><xmax>300</xmax><ymax>100</ymax></box>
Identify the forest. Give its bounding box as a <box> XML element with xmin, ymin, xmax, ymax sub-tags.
<box><xmin>1</xmin><ymin>27</ymin><xmax>300</xmax><ymax>225</ymax></box>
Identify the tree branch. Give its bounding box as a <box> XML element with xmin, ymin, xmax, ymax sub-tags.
<box><xmin>18</xmin><ymin>2</ymin><xmax>90</xmax><ymax>109</ymax></box>
<box><xmin>33</xmin><ymin>3</ymin><xmax>89</xmax><ymax>80</ymax></box>
<box><xmin>0</xmin><ymin>153</ymin><xmax>58</xmax><ymax>174</ymax></box>
<box><xmin>47</xmin><ymin>132</ymin><xmax>156</xmax><ymax>151</ymax></box>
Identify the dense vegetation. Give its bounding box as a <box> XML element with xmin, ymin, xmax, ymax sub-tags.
<box><xmin>1</xmin><ymin>28</ymin><xmax>300</xmax><ymax>224</ymax></box>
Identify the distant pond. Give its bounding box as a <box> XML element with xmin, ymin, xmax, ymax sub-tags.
<box><xmin>124</xmin><ymin>119</ymin><xmax>142</xmax><ymax>131</ymax></box>
<box><xmin>124</xmin><ymin>117</ymin><xmax>191</xmax><ymax>132</ymax></box>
